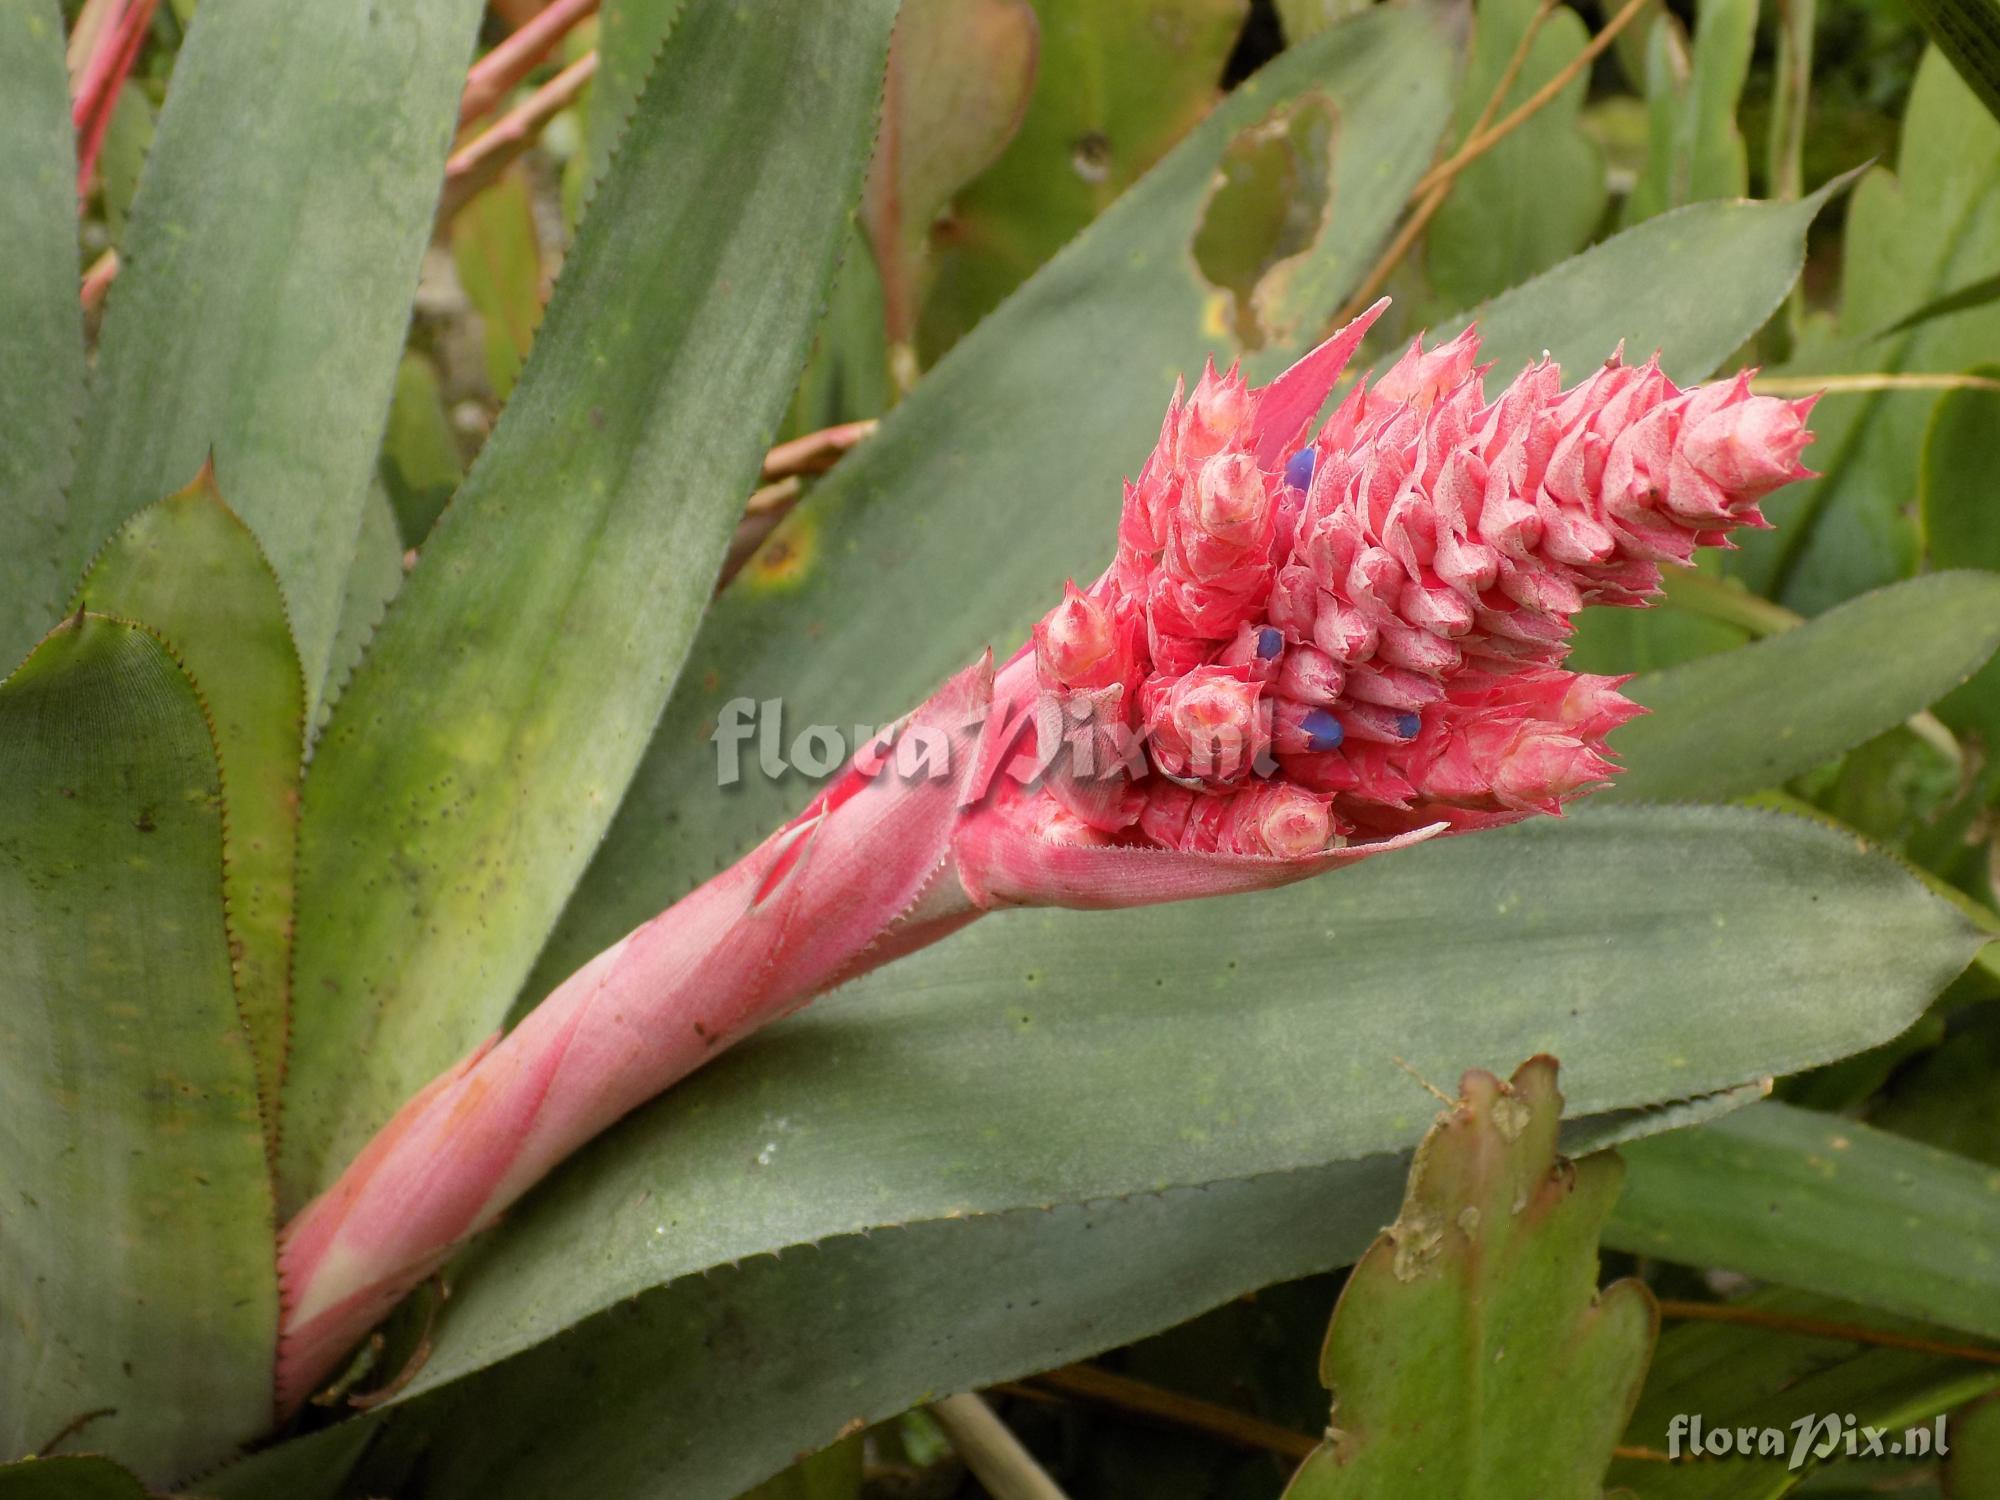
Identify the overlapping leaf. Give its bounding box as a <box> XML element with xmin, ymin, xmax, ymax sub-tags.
<box><xmin>62</xmin><ymin>0</ymin><xmax>485</xmax><ymax>698</ymax></box>
<box><xmin>280</xmin><ymin>0</ymin><xmax>904</xmax><ymax>1209</ymax></box>
<box><xmin>1609</xmin><ymin>1102</ymin><xmax>2000</xmax><ymax>1341</ymax></box>
<box><xmin>73</xmin><ymin>472</ymin><xmax>305</xmax><ymax>1153</ymax></box>
<box><xmin>1602</xmin><ymin>572</ymin><xmax>2000</xmax><ymax>804</ymax></box>
<box><xmin>1737</xmin><ymin>52</ymin><xmax>2000</xmax><ymax>612</ymax></box>
<box><xmin>0</xmin><ymin>2</ymin><xmax>85</xmax><ymax>673</ymax></box>
<box><xmin>0</xmin><ymin>618</ymin><xmax>274</xmax><ymax>1481</ymax></box>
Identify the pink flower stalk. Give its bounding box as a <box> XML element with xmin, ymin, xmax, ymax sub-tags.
<box><xmin>274</xmin><ymin>300</ymin><xmax>1814</xmax><ymax>1413</ymax></box>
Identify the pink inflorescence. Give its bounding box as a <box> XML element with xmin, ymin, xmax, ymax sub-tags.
<box><xmin>1026</xmin><ymin>304</ymin><xmax>1816</xmax><ymax>856</ymax></box>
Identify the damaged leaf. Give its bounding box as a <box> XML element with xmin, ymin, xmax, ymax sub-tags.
<box><xmin>1283</xmin><ymin>1057</ymin><xmax>1656</xmax><ymax>1499</ymax></box>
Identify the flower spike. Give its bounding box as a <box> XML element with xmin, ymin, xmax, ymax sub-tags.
<box><xmin>275</xmin><ymin>303</ymin><xmax>1815</xmax><ymax>1410</ymax></box>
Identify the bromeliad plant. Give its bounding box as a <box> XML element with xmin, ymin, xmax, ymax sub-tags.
<box><xmin>4</xmin><ymin>0</ymin><xmax>2000</xmax><ymax>1497</ymax></box>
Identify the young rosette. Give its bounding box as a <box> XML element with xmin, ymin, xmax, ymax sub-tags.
<box><xmin>275</xmin><ymin>300</ymin><xmax>1815</xmax><ymax>1411</ymax></box>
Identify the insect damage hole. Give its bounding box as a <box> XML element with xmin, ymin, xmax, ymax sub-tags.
<box><xmin>1190</xmin><ymin>92</ymin><xmax>1340</xmax><ymax>352</ymax></box>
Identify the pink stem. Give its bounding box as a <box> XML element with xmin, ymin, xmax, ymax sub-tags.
<box><xmin>274</xmin><ymin>659</ymin><xmax>998</xmax><ymax>1414</ymax></box>
<box><xmin>71</xmin><ymin>0</ymin><xmax>157</xmax><ymax>206</ymax></box>
<box><xmin>458</xmin><ymin>0</ymin><xmax>599</xmax><ymax>126</ymax></box>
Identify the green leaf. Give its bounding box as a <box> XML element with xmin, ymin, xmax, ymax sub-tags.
<box><xmin>0</xmin><ymin>1457</ymin><xmax>149</xmax><ymax>1500</ymax></box>
<box><xmin>377</xmin><ymin>352</ymin><xmax>463</xmax><ymax>549</ymax></box>
<box><xmin>209</xmin><ymin>1108</ymin><xmax>1722</xmax><ymax>1500</ymax></box>
<box><xmin>1608</xmin><ymin>1290</ymin><xmax>2000</xmax><ymax>1498</ymax></box>
<box><xmin>1738</xmin><ymin>52</ymin><xmax>2000</xmax><ymax>613</ymax></box>
<box><xmin>585</xmin><ymin>0</ymin><xmax>683</xmax><ymax>186</ymax></box>
<box><xmin>1621</xmin><ymin>0</ymin><xmax>1756</xmax><ymax>226</ymax></box>
<box><xmin>1870</xmin><ymin>1006</ymin><xmax>2000</xmax><ymax>1168</ymax></box>
<box><xmin>0</xmin><ymin>1</ymin><xmax>85</xmax><ymax>675</ymax></box>
<box><xmin>1283</xmin><ymin>1059</ymin><xmax>1654</xmax><ymax>1500</ymax></box>
<box><xmin>1919</xmin><ymin>373</ymin><xmax>2000</xmax><ymax>751</ymax></box>
<box><xmin>737</xmin><ymin>1441</ymin><xmax>863</xmax><ymax>1500</ymax></box>
<box><xmin>63</xmin><ymin>0</ymin><xmax>486</xmax><ymax>700</ymax></box>
<box><xmin>0</xmin><ymin>617</ymin><xmax>275</xmax><ymax>1481</ymax></box>
<box><xmin>73</xmin><ymin>470</ymin><xmax>305</xmax><ymax>1157</ymax></box>
<box><xmin>279</xmin><ymin>0</ymin><xmax>904</xmax><ymax>1211</ymax></box>
<box><xmin>1427</xmin><ymin>0</ymin><xmax>1607</xmax><ymax>308</ymax></box>
<box><xmin>438</xmin><ymin>809</ymin><xmax>1968</xmax><ymax>1404</ymax></box>
<box><xmin>1945</xmin><ymin>1395</ymin><xmax>2000</xmax><ymax>1495</ymax></box>
<box><xmin>1275</xmin><ymin>0</ymin><xmax>1371</xmax><ymax>42</ymax></box>
<box><xmin>320</xmin><ymin>481</ymin><xmax>403</xmax><ymax>720</ymax></box>
<box><xmin>1609</xmin><ymin>1102</ymin><xmax>2000</xmax><ymax>1342</ymax></box>
<box><xmin>1905</xmin><ymin>0</ymin><xmax>2000</xmax><ymax>128</ymax></box>
<box><xmin>1599</xmin><ymin>572</ymin><xmax>2000</xmax><ymax>804</ymax></box>
<box><xmin>917</xmin><ymin>0</ymin><xmax>1251</xmax><ymax>362</ymax></box>
<box><xmin>450</xmin><ymin>169</ymin><xmax>546</xmax><ymax>403</ymax></box>
<box><xmin>95</xmin><ymin>83</ymin><xmax>155</xmax><ymax>246</ymax></box>
<box><xmin>1445</xmin><ymin>175</ymin><xmax>1851</xmax><ymax>386</ymax></box>
<box><xmin>525</xmin><ymin>4</ymin><xmax>1458</xmax><ymax>998</ymax></box>
<box><xmin>863</xmin><ymin>0</ymin><xmax>1038</xmax><ymax>354</ymax></box>
<box><xmin>1877</xmin><ymin>269</ymin><xmax>2000</xmax><ymax>338</ymax></box>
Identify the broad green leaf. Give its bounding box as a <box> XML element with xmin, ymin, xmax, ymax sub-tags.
<box><xmin>321</xmin><ymin>482</ymin><xmax>404</xmax><ymax>719</ymax></box>
<box><xmin>1427</xmin><ymin>0</ymin><xmax>1607</xmax><ymax>308</ymax></box>
<box><xmin>1608</xmin><ymin>1289</ymin><xmax>2000</xmax><ymax>1498</ymax></box>
<box><xmin>782</xmin><ymin>224</ymin><xmax>894</xmax><ymax>439</ymax></box>
<box><xmin>208</xmin><ymin>1105</ymin><xmax>1730</xmax><ymax>1500</ymax></box>
<box><xmin>0</xmin><ymin>1457</ymin><xmax>148</xmax><ymax>1500</ymax></box>
<box><xmin>377</xmin><ymin>352</ymin><xmax>463</xmax><ymax>548</ymax></box>
<box><xmin>0</xmin><ymin>2</ymin><xmax>85</xmax><ymax>675</ymax></box>
<box><xmin>95</xmin><ymin>82</ymin><xmax>154</xmax><ymax>246</ymax></box>
<box><xmin>585</xmin><ymin>0</ymin><xmax>683</xmax><ymax>186</ymax></box>
<box><xmin>1905</xmin><ymin>0</ymin><xmax>2000</xmax><ymax>127</ymax></box>
<box><xmin>533</xmin><ymin>166</ymin><xmax>1836</xmax><ymax>998</ymax></box>
<box><xmin>280</xmin><ymin>0</ymin><xmax>904</xmax><ymax>1210</ymax></box>
<box><xmin>917</xmin><ymin>0</ymin><xmax>1250</xmax><ymax>362</ymax></box>
<box><xmin>523</xmin><ymin>5</ymin><xmax>1455</xmax><ymax>997</ymax></box>
<box><xmin>63</xmin><ymin>0</ymin><xmax>486</xmax><ymax>700</ymax></box>
<box><xmin>1282</xmin><ymin>1059</ymin><xmax>1655</xmax><ymax>1500</ymax></box>
<box><xmin>1446</xmin><ymin>175</ymin><xmax>1850</xmax><ymax>386</ymax></box>
<box><xmin>863</xmin><ymin>0</ymin><xmax>1038</xmax><ymax>354</ymax></box>
<box><xmin>442</xmin><ymin>809</ymin><xmax>1970</xmax><ymax>1400</ymax></box>
<box><xmin>0</xmin><ymin>617</ymin><xmax>275</xmax><ymax>1481</ymax></box>
<box><xmin>1600</xmin><ymin>572</ymin><xmax>2000</xmax><ymax>804</ymax></box>
<box><xmin>1879</xmin><ymin>269</ymin><xmax>2000</xmax><ymax>338</ymax></box>
<box><xmin>450</xmin><ymin>169</ymin><xmax>545</xmax><ymax>402</ymax></box>
<box><xmin>73</xmin><ymin>471</ymin><xmax>305</xmax><ymax>1155</ymax></box>
<box><xmin>1739</xmin><ymin>52</ymin><xmax>2000</xmax><ymax>613</ymax></box>
<box><xmin>1621</xmin><ymin>0</ymin><xmax>1756</xmax><ymax>226</ymax></box>
<box><xmin>1609</xmin><ymin>1102</ymin><xmax>2000</xmax><ymax>1342</ymax></box>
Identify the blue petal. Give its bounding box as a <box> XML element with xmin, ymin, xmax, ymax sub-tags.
<box><xmin>1396</xmin><ymin>712</ymin><xmax>1421</xmax><ymax>740</ymax></box>
<box><xmin>1256</xmin><ymin>626</ymin><xmax>1283</xmax><ymax>661</ymax></box>
<box><xmin>1284</xmin><ymin>447</ymin><xmax>1316</xmax><ymax>491</ymax></box>
<box><xmin>1303</xmin><ymin>709</ymin><xmax>1343</xmax><ymax>751</ymax></box>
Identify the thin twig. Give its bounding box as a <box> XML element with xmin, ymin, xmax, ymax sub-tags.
<box><xmin>1338</xmin><ymin>0</ymin><xmax>1558</xmax><ymax>321</ymax></box>
<box><xmin>1410</xmin><ymin>0</ymin><xmax>1654</xmax><ymax>200</ymax></box>
<box><xmin>440</xmin><ymin>51</ymin><xmax>598</xmax><ymax>220</ymax></box>
<box><xmin>1028</xmin><ymin>1364</ymin><xmax>1321</xmax><ymax>1461</ymax></box>
<box><xmin>460</xmin><ymin>0</ymin><xmax>600</xmax><ymax>126</ymax></box>
<box><xmin>761</xmin><ymin>419</ymin><xmax>879</xmax><ymax>482</ymax></box>
<box><xmin>1656</xmin><ymin>1298</ymin><xmax>2000</xmax><ymax>1366</ymax></box>
<box><xmin>80</xmin><ymin>247</ymin><xmax>119</xmax><ymax>314</ymax></box>
<box><xmin>929</xmin><ymin>1392</ymin><xmax>1074</xmax><ymax>1500</ymax></box>
<box><xmin>1754</xmin><ymin>372</ymin><xmax>2000</xmax><ymax>397</ymax></box>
